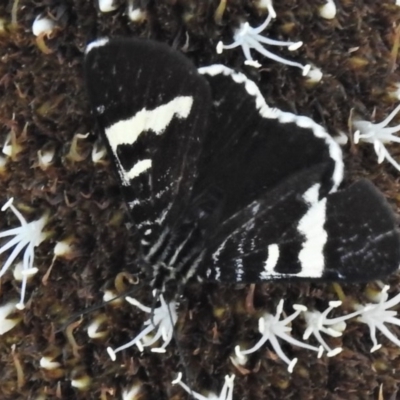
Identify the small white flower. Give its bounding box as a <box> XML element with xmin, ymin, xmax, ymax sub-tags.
<box><xmin>102</xmin><ymin>289</ymin><xmax>124</xmax><ymax>306</ymax></box>
<box><xmin>353</xmin><ymin>104</ymin><xmax>400</xmax><ymax>171</ymax></box>
<box><xmin>305</xmin><ymin>65</ymin><xmax>323</xmax><ymax>83</ymax></box>
<box><xmin>70</xmin><ymin>368</ymin><xmax>91</xmax><ymax>389</ymax></box>
<box><xmin>53</xmin><ymin>238</ymin><xmax>75</xmax><ymax>259</ymax></box>
<box><xmin>107</xmin><ymin>294</ymin><xmax>177</xmax><ymax>360</ymax></box>
<box><xmin>172</xmin><ymin>372</ymin><xmax>235</xmax><ymax>400</ymax></box>
<box><xmin>389</xmin><ymin>83</ymin><xmax>400</xmax><ymax>100</ymax></box>
<box><xmin>236</xmin><ymin>300</ymin><xmax>320</xmax><ymax>372</ymax></box>
<box><xmin>0</xmin><ymin>156</ymin><xmax>7</xmax><ymax>172</ymax></box>
<box><xmin>319</xmin><ymin>0</ymin><xmax>336</xmax><ymax>19</ymax></box>
<box><xmin>67</xmin><ymin>132</ymin><xmax>89</xmax><ymax>162</ymax></box>
<box><xmin>99</xmin><ymin>0</ymin><xmax>118</xmax><ymax>12</ymax></box>
<box><xmin>91</xmin><ymin>141</ymin><xmax>107</xmax><ymax>163</ymax></box>
<box><xmin>230</xmin><ymin>345</ymin><xmax>249</xmax><ymax>370</ymax></box>
<box><xmin>2</xmin><ymin>133</ymin><xmax>12</xmax><ymax>156</ymax></box>
<box><xmin>0</xmin><ymin>198</ymin><xmax>48</xmax><ymax>310</ymax></box>
<box><xmin>42</xmin><ymin>238</ymin><xmax>77</xmax><ymax>285</ymax></box>
<box><xmin>32</xmin><ymin>15</ymin><xmax>55</xmax><ymax>37</ymax></box>
<box><xmin>334</xmin><ymin>131</ymin><xmax>349</xmax><ymax>145</ymax></box>
<box><xmin>40</xmin><ymin>354</ymin><xmax>61</xmax><ymax>370</ymax></box>
<box><xmin>87</xmin><ymin>314</ymin><xmax>108</xmax><ymax>339</ymax></box>
<box><xmin>2</xmin><ymin>129</ymin><xmax>23</xmax><ymax>160</ymax></box>
<box><xmin>217</xmin><ymin>10</ymin><xmax>309</xmax><ymax>75</ymax></box>
<box><xmin>255</xmin><ymin>0</ymin><xmax>276</xmax><ymax>17</ymax></box>
<box><xmin>122</xmin><ymin>383</ymin><xmax>142</xmax><ymax>400</ymax></box>
<box><xmin>127</xmin><ymin>0</ymin><xmax>146</xmax><ymax>22</ymax></box>
<box><xmin>37</xmin><ymin>147</ymin><xmax>55</xmax><ymax>169</ymax></box>
<box><xmin>354</xmin><ymin>285</ymin><xmax>400</xmax><ymax>352</ymax></box>
<box><xmin>0</xmin><ymin>300</ymin><xmax>20</xmax><ymax>335</ymax></box>
<box><xmin>302</xmin><ymin>300</ymin><xmax>361</xmax><ymax>356</ymax></box>
<box><xmin>13</xmin><ymin>261</ymin><xmax>38</xmax><ymax>281</ymax></box>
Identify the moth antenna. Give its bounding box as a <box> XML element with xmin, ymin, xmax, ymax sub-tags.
<box><xmin>56</xmin><ymin>286</ymin><xmax>140</xmax><ymax>333</ymax></box>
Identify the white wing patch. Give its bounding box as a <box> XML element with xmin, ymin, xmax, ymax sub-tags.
<box><xmin>105</xmin><ymin>96</ymin><xmax>194</xmax><ymax>153</ymax></box>
<box><xmin>105</xmin><ymin>95</ymin><xmax>193</xmax><ymax>185</ymax></box>
<box><xmin>85</xmin><ymin>37</ymin><xmax>109</xmax><ymax>54</ymax></box>
<box><xmin>126</xmin><ymin>159</ymin><xmax>152</xmax><ymax>179</ymax></box>
<box><xmin>266</xmin><ymin>244</ymin><xmax>280</xmax><ymax>271</ymax></box>
<box><xmin>297</xmin><ymin>184</ymin><xmax>327</xmax><ymax>277</ymax></box>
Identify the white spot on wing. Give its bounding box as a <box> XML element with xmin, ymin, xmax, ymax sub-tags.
<box><xmin>297</xmin><ymin>184</ymin><xmax>327</xmax><ymax>278</ymax></box>
<box><xmin>128</xmin><ymin>198</ymin><xmax>141</xmax><ymax>208</ymax></box>
<box><xmin>235</xmin><ymin>259</ymin><xmax>244</xmax><ymax>280</ymax></box>
<box><xmin>127</xmin><ymin>159</ymin><xmax>152</xmax><ymax>179</ymax></box>
<box><xmin>96</xmin><ymin>105</ymin><xmax>105</xmax><ymax>114</ymax></box>
<box><xmin>106</xmin><ymin>96</ymin><xmax>193</xmax><ymax>152</ymax></box>
<box><xmin>85</xmin><ymin>38</ymin><xmax>110</xmax><ymax>54</ymax></box>
<box><xmin>263</xmin><ymin>244</ymin><xmax>280</xmax><ymax>275</ymax></box>
<box><xmin>106</xmin><ymin>96</ymin><xmax>193</xmax><ymax>185</ymax></box>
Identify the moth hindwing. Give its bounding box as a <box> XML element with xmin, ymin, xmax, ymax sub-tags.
<box><xmin>85</xmin><ymin>37</ymin><xmax>400</xmax><ymax>292</ymax></box>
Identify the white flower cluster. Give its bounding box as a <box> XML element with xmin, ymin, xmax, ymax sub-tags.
<box><xmin>232</xmin><ymin>285</ymin><xmax>400</xmax><ymax>375</ymax></box>
<box><xmin>235</xmin><ymin>300</ymin><xmax>320</xmax><ymax>373</ymax></box>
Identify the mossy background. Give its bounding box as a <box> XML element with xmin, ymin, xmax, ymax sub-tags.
<box><xmin>0</xmin><ymin>0</ymin><xmax>400</xmax><ymax>399</ymax></box>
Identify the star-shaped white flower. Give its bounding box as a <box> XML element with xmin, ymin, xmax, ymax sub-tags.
<box><xmin>235</xmin><ymin>299</ymin><xmax>321</xmax><ymax>372</ymax></box>
<box><xmin>32</xmin><ymin>15</ymin><xmax>55</xmax><ymax>37</ymax></box>
<box><xmin>353</xmin><ymin>104</ymin><xmax>400</xmax><ymax>171</ymax></box>
<box><xmin>216</xmin><ymin>7</ymin><xmax>310</xmax><ymax>74</ymax></box>
<box><xmin>107</xmin><ymin>293</ymin><xmax>177</xmax><ymax>360</ymax></box>
<box><xmin>302</xmin><ymin>300</ymin><xmax>361</xmax><ymax>356</ymax></box>
<box><xmin>0</xmin><ymin>198</ymin><xmax>48</xmax><ymax>309</ymax></box>
<box><xmin>354</xmin><ymin>285</ymin><xmax>400</xmax><ymax>352</ymax></box>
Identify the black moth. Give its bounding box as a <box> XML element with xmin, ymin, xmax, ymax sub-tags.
<box><xmin>84</xmin><ymin>37</ymin><xmax>400</xmax><ymax>300</ymax></box>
